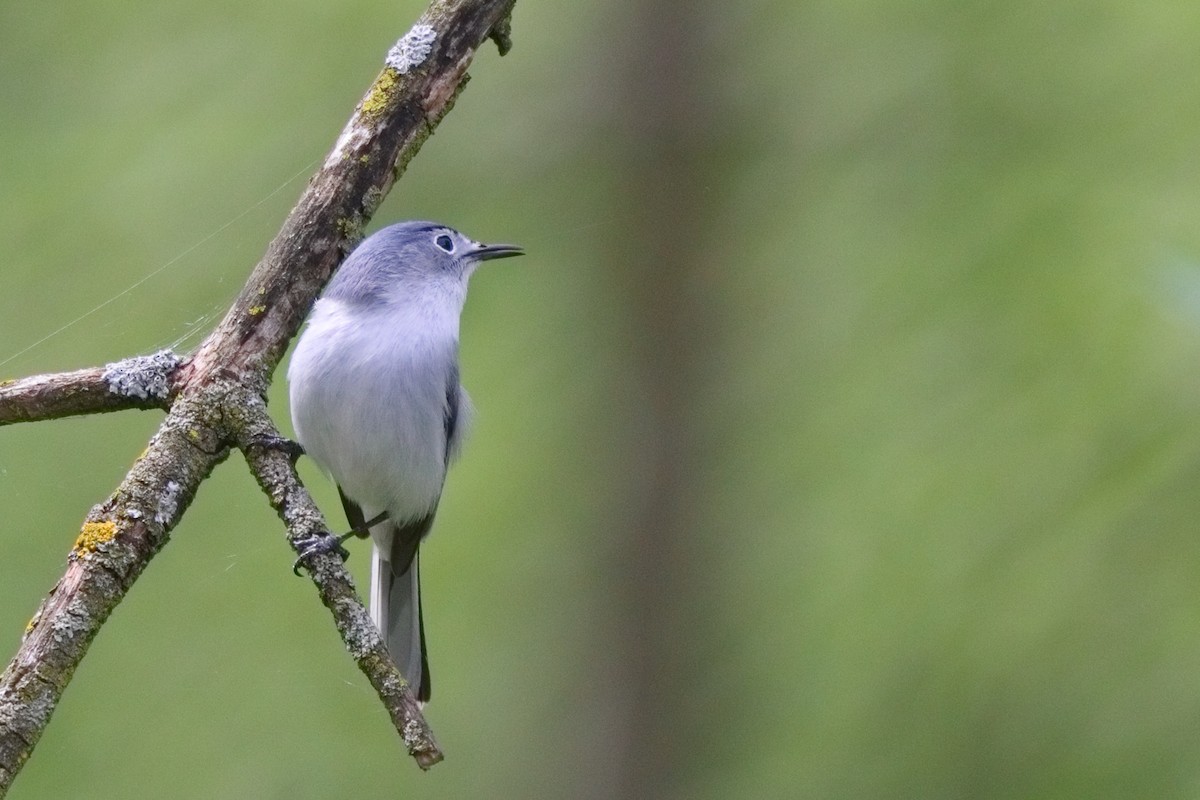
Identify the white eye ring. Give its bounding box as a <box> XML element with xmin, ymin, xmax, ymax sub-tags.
<box><xmin>435</xmin><ymin>234</ymin><xmax>455</xmax><ymax>252</ymax></box>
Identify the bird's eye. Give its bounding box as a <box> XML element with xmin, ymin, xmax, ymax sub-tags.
<box><xmin>435</xmin><ymin>234</ymin><xmax>455</xmax><ymax>252</ymax></box>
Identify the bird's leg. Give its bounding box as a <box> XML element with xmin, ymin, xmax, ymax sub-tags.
<box><xmin>292</xmin><ymin>511</ymin><xmax>389</xmax><ymax>576</ymax></box>
<box><xmin>352</xmin><ymin>510</ymin><xmax>389</xmax><ymax>535</ymax></box>
<box><xmin>245</xmin><ymin>432</ymin><xmax>306</xmax><ymax>465</ymax></box>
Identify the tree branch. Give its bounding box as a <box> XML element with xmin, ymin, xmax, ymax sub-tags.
<box><xmin>0</xmin><ymin>350</ymin><xmax>181</xmax><ymax>425</ymax></box>
<box><xmin>238</xmin><ymin>410</ymin><xmax>441</xmax><ymax>767</ymax></box>
<box><xmin>0</xmin><ymin>391</ymin><xmax>227</xmax><ymax>791</ymax></box>
<box><xmin>0</xmin><ymin>0</ymin><xmax>517</xmax><ymax>792</ymax></box>
<box><xmin>182</xmin><ymin>0</ymin><xmax>517</xmax><ymax>390</ymax></box>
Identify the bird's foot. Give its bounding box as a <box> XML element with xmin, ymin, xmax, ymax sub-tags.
<box><xmin>246</xmin><ymin>432</ymin><xmax>306</xmax><ymax>464</ymax></box>
<box><xmin>292</xmin><ymin>530</ymin><xmax>354</xmax><ymax>576</ymax></box>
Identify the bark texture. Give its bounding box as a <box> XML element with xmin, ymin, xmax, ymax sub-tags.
<box><xmin>0</xmin><ymin>1</ymin><xmax>518</xmax><ymax>792</ymax></box>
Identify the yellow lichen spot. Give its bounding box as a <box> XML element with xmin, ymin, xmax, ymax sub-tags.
<box><xmin>24</xmin><ymin>616</ymin><xmax>37</xmax><ymax>636</ymax></box>
<box><xmin>187</xmin><ymin>429</ymin><xmax>200</xmax><ymax>442</ymax></box>
<box><xmin>248</xmin><ymin>305</ymin><xmax>267</xmax><ymax>316</ymax></box>
<box><xmin>361</xmin><ymin>68</ymin><xmax>398</xmax><ymax>116</ymax></box>
<box><xmin>258</xmin><ymin>286</ymin><xmax>266</xmax><ymax>296</ymax></box>
<box><xmin>74</xmin><ymin>520</ymin><xmax>118</xmax><ymax>556</ymax></box>
<box><xmin>359</xmin><ymin>154</ymin><xmax>370</xmax><ymax>164</ymax></box>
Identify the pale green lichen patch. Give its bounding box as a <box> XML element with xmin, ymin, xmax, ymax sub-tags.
<box><xmin>248</xmin><ymin>305</ymin><xmax>267</xmax><ymax>316</ymax></box>
<box><xmin>361</xmin><ymin>68</ymin><xmax>398</xmax><ymax>117</ymax></box>
<box><xmin>362</xmin><ymin>186</ymin><xmax>387</xmax><ymax>218</ymax></box>
<box><xmin>337</xmin><ymin>215</ymin><xmax>366</xmax><ymax>243</ymax></box>
<box><xmin>73</xmin><ymin>520</ymin><xmax>118</xmax><ymax>556</ymax></box>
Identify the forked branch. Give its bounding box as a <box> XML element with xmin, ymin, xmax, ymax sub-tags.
<box><xmin>0</xmin><ymin>0</ymin><xmax>518</xmax><ymax>793</ymax></box>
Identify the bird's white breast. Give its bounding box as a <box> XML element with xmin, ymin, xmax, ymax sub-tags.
<box><xmin>288</xmin><ymin>297</ymin><xmax>462</xmax><ymax>524</ymax></box>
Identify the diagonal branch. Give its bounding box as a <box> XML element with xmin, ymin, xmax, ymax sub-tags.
<box><xmin>0</xmin><ymin>391</ymin><xmax>228</xmax><ymax>791</ymax></box>
<box><xmin>182</xmin><ymin>0</ymin><xmax>516</xmax><ymax>390</ymax></box>
<box><xmin>0</xmin><ymin>0</ymin><xmax>518</xmax><ymax>793</ymax></box>
<box><xmin>238</xmin><ymin>410</ymin><xmax>442</xmax><ymax>767</ymax></box>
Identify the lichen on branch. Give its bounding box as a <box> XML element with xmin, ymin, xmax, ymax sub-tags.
<box><xmin>0</xmin><ymin>0</ymin><xmax>518</xmax><ymax>793</ymax></box>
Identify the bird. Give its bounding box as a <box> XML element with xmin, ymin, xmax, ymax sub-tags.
<box><xmin>287</xmin><ymin>220</ymin><xmax>522</xmax><ymax>702</ymax></box>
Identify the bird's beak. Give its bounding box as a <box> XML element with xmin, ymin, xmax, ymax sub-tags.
<box><xmin>472</xmin><ymin>242</ymin><xmax>525</xmax><ymax>261</ymax></box>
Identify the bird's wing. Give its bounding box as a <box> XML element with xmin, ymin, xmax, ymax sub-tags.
<box><xmin>445</xmin><ymin>364</ymin><xmax>474</xmax><ymax>464</ymax></box>
<box><xmin>444</xmin><ymin>363</ymin><xmax>461</xmax><ymax>466</ymax></box>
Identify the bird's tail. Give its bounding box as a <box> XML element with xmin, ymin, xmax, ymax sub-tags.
<box><xmin>370</xmin><ymin>542</ymin><xmax>430</xmax><ymax>702</ymax></box>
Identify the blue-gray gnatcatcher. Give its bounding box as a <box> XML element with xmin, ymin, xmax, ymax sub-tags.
<box><xmin>287</xmin><ymin>220</ymin><xmax>522</xmax><ymax>702</ymax></box>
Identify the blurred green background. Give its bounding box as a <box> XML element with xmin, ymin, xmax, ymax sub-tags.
<box><xmin>5</xmin><ymin>1</ymin><xmax>1200</xmax><ymax>797</ymax></box>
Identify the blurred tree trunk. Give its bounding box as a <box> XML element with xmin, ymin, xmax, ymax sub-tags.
<box><xmin>586</xmin><ymin>2</ymin><xmax>727</xmax><ymax>797</ymax></box>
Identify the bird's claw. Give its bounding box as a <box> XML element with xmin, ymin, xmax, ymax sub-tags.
<box><xmin>292</xmin><ymin>530</ymin><xmax>352</xmax><ymax>576</ymax></box>
<box><xmin>247</xmin><ymin>433</ymin><xmax>306</xmax><ymax>464</ymax></box>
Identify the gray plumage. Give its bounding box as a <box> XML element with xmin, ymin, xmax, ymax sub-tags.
<box><xmin>287</xmin><ymin>220</ymin><xmax>521</xmax><ymax>702</ymax></box>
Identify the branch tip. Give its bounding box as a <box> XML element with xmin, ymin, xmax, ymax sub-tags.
<box><xmin>489</xmin><ymin>12</ymin><xmax>514</xmax><ymax>55</ymax></box>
